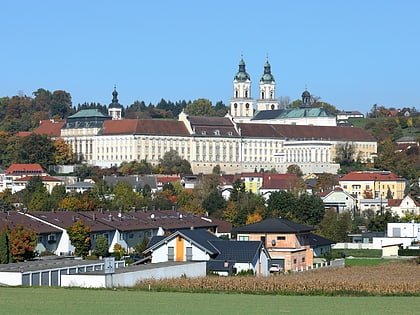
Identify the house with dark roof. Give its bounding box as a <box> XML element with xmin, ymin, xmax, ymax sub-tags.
<box><xmin>234</xmin><ymin>218</ymin><xmax>315</xmax><ymax>272</ymax></box>
<box><xmin>143</xmin><ymin>229</ymin><xmax>270</xmax><ymax>276</ymax></box>
<box><xmin>308</xmin><ymin>233</ymin><xmax>336</xmax><ymax>257</ymax></box>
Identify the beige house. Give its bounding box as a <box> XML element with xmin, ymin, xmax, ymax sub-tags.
<box><xmin>339</xmin><ymin>171</ymin><xmax>406</xmax><ymax>208</ymax></box>
<box><xmin>235</xmin><ymin>218</ymin><xmax>315</xmax><ymax>272</ymax></box>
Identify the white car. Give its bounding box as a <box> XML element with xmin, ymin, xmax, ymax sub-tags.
<box><xmin>269</xmin><ymin>264</ymin><xmax>281</xmax><ymax>273</ymax></box>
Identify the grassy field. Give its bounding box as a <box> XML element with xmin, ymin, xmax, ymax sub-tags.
<box><xmin>344</xmin><ymin>258</ymin><xmax>397</xmax><ymax>267</ymax></box>
<box><xmin>332</xmin><ymin>248</ymin><xmax>382</xmax><ymax>258</ymax></box>
<box><xmin>0</xmin><ymin>287</ymin><xmax>419</xmax><ymax>315</ymax></box>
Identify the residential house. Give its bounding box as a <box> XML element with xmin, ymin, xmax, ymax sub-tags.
<box><xmin>235</xmin><ymin>218</ymin><xmax>315</xmax><ymax>272</ymax></box>
<box><xmin>387</xmin><ymin>195</ymin><xmax>420</xmax><ymax>217</ymax></box>
<box><xmin>1</xmin><ymin>164</ymin><xmax>48</xmax><ymax>193</ymax></box>
<box><xmin>143</xmin><ymin>229</ymin><xmax>270</xmax><ymax>276</ymax></box>
<box><xmin>308</xmin><ymin>233</ymin><xmax>336</xmax><ymax>257</ymax></box>
<box><xmin>13</xmin><ymin>175</ymin><xmax>63</xmax><ymax>194</ymax></box>
<box><xmin>65</xmin><ymin>181</ymin><xmax>95</xmax><ymax>194</ymax></box>
<box><xmin>318</xmin><ymin>187</ymin><xmax>357</xmax><ymax>214</ymax></box>
<box><xmin>259</xmin><ymin>173</ymin><xmax>299</xmax><ymax>200</ymax></box>
<box><xmin>339</xmin><ymin>171</ymin><xmax>406</xmax><ymax>208</ymax></box>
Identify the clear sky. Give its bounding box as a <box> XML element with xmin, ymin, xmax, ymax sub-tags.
<box><xmin>2</xmin><ymin>1</ymin><xmax>420</xmax><ymax>113</ymax></box>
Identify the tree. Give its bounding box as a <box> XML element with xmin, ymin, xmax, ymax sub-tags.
<box><xmin>0</xmin><ymin>226</ymin><xmax>11</xmax><ymax>263</ymax></box>
<box><xmin>67</xmin><ymin>220</ymin><xmax>91</xmax><ymax>258</ymax></box>
<box><xmin>315</xmin><ymin>173</ymin><xmax>338</xmax><ymax>192</ymax></box>
<box><xmin>112</xmin><ymin>243</ymin><xmax>125</xmax><ymax>260</ymax></box>
<box><xmin>159</xmin><ymin>149</ymin><xmax>191</xmax><ymax>174</ymax></box>
<box><xmin>184</xmin><ymin>98</ymin><xmax>216</xmax><ymax>116</ymax></box>
<box><xmin>335</xmin><ymin>142</ymin><xmax>355</xmax><ymax>166</ymax></box>
<box><xmin>112</xmin><ymin>181</ymin><xmax>143</xmax><ymax>211</ymax></box>
<box><xmin>54</xmin><ymin>138</ymin><xmax>73</xmax><ymax>164</ymax></box>
<box><xmin>13</xmin><ymin>134</ymin><xmax>56</xmax><ymax>169</ymax></box>
<box><xmin>93</xmin><ymin>235</ymin><xmax>109</xmax><ymax>258</ymax></box>
<box><xmin>9</xmin><ymin>225</ymin><xmax>37</xmax><ymax>262</ymax></box>
<box><xmin>295</xmin><ymin>193</ymin><xmax>325</xmax><ymax>226</ymax></box>
<box><xmin>202</xmin><ymin>190</ymin><xmax>226</xmax><ymax>216</ymax></box>
<box><xmin>265</xmin><ymin>191</ymin><xmax>297</xmax><ymax>219</ymax></box>
<box><xmin>50</xmin><ymin>90</ymin><xmax>73</xmax><ymax>119</ymax></box>
<box><xmin>317</xmin><ymin>208</ymin><xmax>352</xmax><ymax>242</ymax></box>
<box><xmin>286</xmin><ymin>164</ymin><xmax>303</xmax><ymax>177</ymax></box>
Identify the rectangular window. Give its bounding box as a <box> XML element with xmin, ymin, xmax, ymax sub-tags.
<box><xmin>168</xmin><ymin>247</ymin><xmax>175</xmax><ymax>261</ymax></box>
<box><xmin>277</xmin><ymin>236</ymin><xmax>286</xmax><ymax>241</ymax></box>
<box><xmin>238</xmin><ymin>235</ymin><xmax>249</xmax><ymax>241</ymax></box>
<box><xmin>186</xmin><ymin>247</ymin><xmax>193</xmax><ymax>261</ymax></box>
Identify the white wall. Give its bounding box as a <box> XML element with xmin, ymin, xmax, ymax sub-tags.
<box><xmin>61</xmin><ymin>262</ymin><xmax>206</xmax><ymax>288</ymax></box>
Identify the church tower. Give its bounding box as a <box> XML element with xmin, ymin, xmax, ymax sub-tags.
<box><xmin>256</xmin><ymin>58</ymin><xmax>280</xmax><ymax>111</ymax></box>
<box><xmin>108</xmin><ymin>85</ymin><xmax>123</xmax><ymax>120</ymax></box>
<box><xmin>230</xmin><ymin>57</ymin><xmax>254</xmax><ymax>120</ymax></box>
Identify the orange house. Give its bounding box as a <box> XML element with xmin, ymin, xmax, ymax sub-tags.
<box><xmin>235</xmin><ymin>218</ymin><xmax>314</xmax><ymax>271</ymax></box>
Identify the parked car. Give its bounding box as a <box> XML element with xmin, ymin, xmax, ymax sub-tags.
<box><xmin>269</xmin><ymin>264</ymin><xmax>282</xmax><ymax>273</ymax></box>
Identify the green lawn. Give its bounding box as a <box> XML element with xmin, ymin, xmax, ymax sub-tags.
<box><xmin>0</xmin><ymin>287</ymin><xmax>419</xmax><ymax>315</ymax></box>
<box><xmin>344</xmin><ymin>258</ymin><xmax>396</xmax><ymax>267</ymax></box>
<box><xmin>332</xmin><ymin>248</ymin><xmax>382</xmax><ymax>258</ymax></box>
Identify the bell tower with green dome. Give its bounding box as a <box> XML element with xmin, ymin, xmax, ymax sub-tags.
<box><xmin>230</xmin><ymin>56</ymin><xmax>254</xmax><ymax>121</ymax></box>
<box><xmin>256</xmin><ymin>58</ymin><xmax>280</xmax><ymax>111</ymax></box>
<box><xmin>108</xmin><ymin>85</ymin><xmax>123</xmax><ymax>120</ymax></box>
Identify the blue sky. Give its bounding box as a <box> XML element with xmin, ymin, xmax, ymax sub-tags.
<box><xmin>2</xmin><ymin>1</ymin><xmax>419</xmax><ymax>113</ymax></box>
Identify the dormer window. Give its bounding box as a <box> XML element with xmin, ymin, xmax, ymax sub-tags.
<box><xmin>214</xmin><ymin>130</ymin><xmax>220</xmax><ymax>136</ymax></box>
<box><xmin>202</xmin><ymin>131</ymin><xmax>206</xmax><ymax>135</ymax></box>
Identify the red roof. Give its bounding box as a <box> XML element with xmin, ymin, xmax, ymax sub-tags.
<box><xmin>238</xmin><ymin>123</ymin><xmax>376</xmax><ymax>141</ymax></box>
<box><xmin>6</xmin><ymin>163</ymin><xmax>44</xmax><ymax>174</ymax></box>
<box><xmin>14</xmin><ymin>175</ymin><xmax>62</xmax><ymax>182</ymax></box>
<box><xmin>340</xmin><ymin>171</ymin><xmax>405</xmax><ymax>182</ymax></box>
<box><xmin>102</xmin><ymin>119</ymin><xmax>189</xmax><ymax>136</ymax></box>
<box><xmin>261</xmin><ymin>174</ymin><xmax>298</xmax><ymax>189</ymax></box>
<box><xmin>33</xmin><ymin>120</ymin><xmax>65</xmax><ymax>137</ymax></box>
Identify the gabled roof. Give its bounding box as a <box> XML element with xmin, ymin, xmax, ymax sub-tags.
<box><xmin>0</xmin><ymin>211</ymin><xmax>61</xmax><ymax>234</ymax></box>
<box><xmin>260</xmin><ymin>174</ymin><xmax>298</xmax><ymax>190</ymax></box>
<box><xmin>144</xmin><ymin>229</ymin><xmax>221</xmax><ymax>255</ymax></box>
<box><xmin>103</xmin><ymin>175</ymin><xmax>157</xmax><ymax>190</ymax></box>
<box><xmin>6</xmin><ymin>164</ymin><xmax>44</xmax><ymax>174</ymax></box>
<box><xmin>339</xmin><ymin>171</ymin><xmax>405</xmax><ymax>182</ymax></box>
<box><xmin>33</xmin><ymin>120</ymin><xmax>65</xmax><ymax>137</ymax></box>
<box><xmin>13</xmin><ymin>175</ymin><xmax>63</xmax><ymax>183</ymax></box>
<box><xmin>210</xmin><ymin>240</ymin><xmax>263</xmax><ymax>263</ymax></box>
<box><xmin>235</xmin><ymin>217</ymin><xmax>313</xmax><ymax>234</ymax></box>
<box><xmin>308</xmin><ymin>233</ymin><xmax>336</xmax><ymax>247</ymax></box>
<box><xmin>252</xmin><ymin>109</ymin><xmax>286</xmax><ymax>120</ymax></box>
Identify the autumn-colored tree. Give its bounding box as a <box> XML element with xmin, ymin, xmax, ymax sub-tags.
<box><xmin>113</xmin><ymin>243</ymin><xmax>126</xmax><ymax>260</ymax></box>
<box><xmin>9</xmin><ymin>225</ymin><xmax>38</xmax><ymax>262</ymax></box>
<box><xmin>58</xmin><ymin>196</ymin><xmax>82</xmax><ymax>211</ymax></box>
<box><xmin>286</xmin><ymin>164</ymin><xmax>303</xmax><ymax>177</ymax></box>
<box><xmin>54</xmin><ymin>138</ymin><xmax>73</xmax><ymax>164</ymax></box>
<box><xmin>246</xmin><ymin>212</ymin><xmax>262</xmax><ymax>225</ymax></box>
<box><xmin>67</xmin><ymin>220</ymin><xmax>91</xmax><ymax>258</ymax></box>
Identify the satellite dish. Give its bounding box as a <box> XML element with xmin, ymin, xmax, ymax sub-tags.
<box><xmin>179</xmin><ymin>214</ymin><xmax>183</xmax><ymax>219</ymax></box>
<box><xmin>151</xmin><ymin>214</ymin><xmax>155</xmax><ymax>220</ymax></box>
<box><xmin>117</xmin><ymin>212</ymin><xmax>122</xmax><ymax>218</ymax></box>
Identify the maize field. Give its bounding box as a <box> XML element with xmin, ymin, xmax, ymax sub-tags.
<box><xmin>136</xmin><ymin>260</ymin><xmax>420</xmax><ymax>296</ymax></box>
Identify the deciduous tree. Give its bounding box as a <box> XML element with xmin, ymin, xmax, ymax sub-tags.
<box><xmin>67</xmin><ymin>220</ymin><xmax>91</xmax><ymax>258</ymax></box>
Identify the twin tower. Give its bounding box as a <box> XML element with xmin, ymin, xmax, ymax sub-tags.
<box><xmin>230</xmin><ymin>57</ymin><xmax>280</xmax><ymax>120</ymax></box>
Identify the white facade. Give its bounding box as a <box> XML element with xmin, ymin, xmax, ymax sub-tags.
<box><xmin>387</xmin><ymin>222</ymin><xmax>420</xmax><ymax>240</ymax></box>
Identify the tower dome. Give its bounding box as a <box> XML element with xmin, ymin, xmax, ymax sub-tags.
<box><xmin>260</xmin><ymin>60</ymin><xmax>275</xmax><ymax>83</ymax></box>
<box><xmin>234</xmin><ymin>58</ymin><xmax>251</xmax><ymax>82</ymax></box>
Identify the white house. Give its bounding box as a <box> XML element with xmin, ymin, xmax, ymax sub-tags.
<box><xmin>319</xmin><ymin>187</ymin><xmax>357</xmax><ymax>214</ymax></box>
<box><xmin>387</xmin><ymin>195</ymin><xmax>420</xmax><ymax>217</ymax></box>
<box><xmin>143</xmin><ymin>229</ymin><xmax>270</xmax><ymax>276</ymax></box>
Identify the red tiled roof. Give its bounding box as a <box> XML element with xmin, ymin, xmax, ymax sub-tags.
<box><xmin>238</xmin><ymin>123</ymin><xmax>376</xmax><ymax>141</ymax></box>
<box><xmin>387</xmin><ymin>199</ymin><xmax>402</xmax><ymax>207</ymax></box>
<box><xmin>16</xmin><ymin>131</ymin><xmax>32</xmax><ymax>137</ymax></box>
<box><xmin>102</xmin><ymin>119</ymin><xmax>189</xmax><ymax>136</ymax></box>
<box><xmin>340</xmin><ymin>171</ymin><xmax>405</xmax><ymax>182</ymax></box>
<box><xmin>6</xmin><ymin>163</ymin><xmax>44</xmax><ymax>174</ymax></box>
<box><xmin>14</xmin><ymin>175</ymin><xmax>63</xmax><ymax>182</ymax></box>
<box><xmin>261</xmin><ymin>174</ymin><xmax>298</xmax><ymax>189</ymax></box>
<box><xmin>33</xmin><ymin>120</ymin><xmax>65</xmax><ymax>137</ymax></box>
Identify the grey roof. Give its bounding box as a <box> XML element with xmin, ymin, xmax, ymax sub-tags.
<box><xmin>235</xmin><ymin>218</ymin><xmax>314</xmax><ymax>234</ymax></box>
<box><xmin>103</xmin><ymin>175</ymin><xmax>157</xmax><ymax>190</ymax></box>
<box><xmin>308</xmin><ymin>233</ymin><xmax>336</xmax><ymax>248</ymax></box>
<box><xmin>67</xmin><ymin>109</ymin><xmax>110</xmax><ymax>119</ymax></box>
<box><xmin>252</xmin><ymin>109</ymin><xmax>286</xmax><ymax>120</ymax></box>
<box><xmin>210</xmin><ymin>240</ymin><xmax>263</xmax><ymax>263</ymax></box>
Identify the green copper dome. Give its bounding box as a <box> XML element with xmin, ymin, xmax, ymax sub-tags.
<box><xmin>260</xmin><ymin>61</ymin><xmax>275</xmax><ymax>83</ymax></box>
<box><xmin>234</xmin><ymin>58</ymin><xmax>251</xmax><ymax>82</ymax></box>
